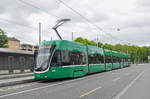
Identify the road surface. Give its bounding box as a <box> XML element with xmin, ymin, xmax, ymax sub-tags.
<box><xmin>0</xmin><ymin>64</ymin><xmax>149</xmax><ymax>99</ymax></box>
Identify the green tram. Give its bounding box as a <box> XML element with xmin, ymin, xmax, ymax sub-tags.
<box><xmin>34</xmin><ymin>40</ymin><xmax>131</xmax><ymax>79</ymax></box>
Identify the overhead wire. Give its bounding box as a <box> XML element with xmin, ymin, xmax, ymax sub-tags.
<box><xmin>0</xmin><ymin>18</ymin><xmax>54</xmax><ymax>44</ymax></box>
<box><xmin>0</xmin><ymin>18</ymin><xmax>37</xmax><ymax>30</ymax></box>
<box><xmin>0</xmin><ymin>0</ymin><xmax>60</xmax><ymax>44</ymax></box>
<box><xmin>16</xmin><ymin>0</ymin><xmax>63</xmax><ymax>42</ymax></box>
<box><xmin>16</xmin><ymin>0</ymin><xmax>122</xmax><ymax>44</ymax></box>
<box><xmin>57</xmin><ymin>0</ymin><xmax>130</xmax><ymax>44</ymax></box>
<box><xmin>2</xmin><ymin>0</ymin><xmax>130</xmax><ymax>44</ymax></box>
<box><xmin>18</xmin><ymin>0</ymin><xmax>61</xmax><ymax>19</ymax></box>
<box><xmin>0</xmin><ymin>17</ymin><xmax>40</xmax><ymax>43</ymax></box>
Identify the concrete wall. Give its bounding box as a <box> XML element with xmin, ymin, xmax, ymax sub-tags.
<box><xmin>0</xmin><ymin>48</ymin><xmax>34</xmax><ymax>74</ymax></box>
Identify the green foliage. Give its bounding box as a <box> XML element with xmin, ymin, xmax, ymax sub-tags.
<box><xmin>74</xmin><ymin>37</ymin><xmax>150</xmax><ymax>63</ymax></box>
<box><xmin>103</xmin><ymin>43</ymin><xmax>114</xmax><ymax>50</ymax></box>
<box><xmin>74</xmin><ymin>37</ymin><xmax>96</xmax><ymax>46</ymax></box>
<box><xmin>0</xmin><ymin>28</ymin><xmax>8</xmax><ymax>48</ymax></box>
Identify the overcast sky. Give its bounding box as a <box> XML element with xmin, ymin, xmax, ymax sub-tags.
<box><xmin>0</xmin><ymin>0</ymin><xmax>150</xmax><ymax>46</ymax></box>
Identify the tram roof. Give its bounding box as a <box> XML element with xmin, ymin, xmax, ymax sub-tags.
<box><xmin>87</xmin><ymin>45</ymin><xmax>104</xmax><ymax>54</ymax></box>
<box><xmin>104</xmin><ymin>49</ymin><xmax>112</xmax><ymax>56</ymax></box>
<box><xmin>41</xmin><ymin>40</ymin><xmax>86</xmax><ymax>52</ymax></box>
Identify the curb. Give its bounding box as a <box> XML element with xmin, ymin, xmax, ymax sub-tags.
<box><xmin>0</xmin><ymin>78</ymin><xmax>36</xmax><ymax>88</ymax></box>
<box><xmin>0</xmin><ymin>73</ymin><xmax>33</xmax><ymax>80</ymax></box>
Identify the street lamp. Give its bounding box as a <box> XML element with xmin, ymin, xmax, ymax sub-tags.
<box><xmin>52</xmin><ymin>18</ymin><xmax>71</xmax><ymax>40</ymax></box>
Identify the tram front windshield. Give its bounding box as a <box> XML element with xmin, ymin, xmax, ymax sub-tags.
<box><xmin>35</xmin><ymin>47</ymin><xmax>51</xmax><ymax>71</ymax></box>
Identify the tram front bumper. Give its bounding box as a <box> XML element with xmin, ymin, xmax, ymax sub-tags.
<box><xmin>34</xmin><ymin>72</ymin><xmax>49</xmax><ymax>79</ymax></box>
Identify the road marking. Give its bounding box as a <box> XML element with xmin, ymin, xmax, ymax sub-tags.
<box><xmin>0</xmin><ymin>80</ymin><xmax>44</xmax><ymax>92</ymax></box>
<box><xmin>113</xmin><ymin>70</ymin><xmax>145</xmax><ymax>99</ymax></box>
<box><xmin>112</xmin><ymin>77</ymin><xmax>120</xmax><ymax>82</ymax></box>
<box><xmin>80</xmin><ymin>86</ymin><xmax>102</xmax><ymax>98</ymax></box>
<box><xmin>2</xmin><ymin>83</ymin><xmax>36</xmax><ymax>91</ymax></box>
<box><xmin>0</xmin><ymin>82</ymin><xmax>68</xmax><ymax>98</ymax></box>
<box><xmin>0</xmin><ymin>74</ymin><xmax>104</xmax><ymax>98</ymax></box>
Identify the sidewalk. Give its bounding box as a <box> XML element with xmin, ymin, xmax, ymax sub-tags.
<box><xmin>0</xmin><ymin>72</ymin><xmax>33</xmax><ymax>80</ymax></box>
<box><xmin>0</xmin><ymin>73</ymin><xmax>35</xmax><ymax>87</ymax></box>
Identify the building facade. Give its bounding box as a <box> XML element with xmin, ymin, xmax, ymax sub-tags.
<box><xmin>8</xmin><ymin>37</ymin><xmax>20</xmax><ymax>50</ymax></box>
<box><xmin>21</xmin><ymin>44</ymin><xmax>39</xmax><ymax>51</ymax></box>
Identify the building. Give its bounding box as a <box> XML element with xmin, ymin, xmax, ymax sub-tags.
<box><xmin>21</xmin><ymin>44</ymin><xmax>33</xmax><ymax>51</ymax></box>
<box><xmin>33</xmin><ymin>45</ymin><xmax>39</xmax><ymax>51</ymax></box>
<box><xmin>21</xmin><ymin>44</ymin><xmax>39</xmax><ymax>51</ymax></box>
<box><xmin>0</xmin><ymin>48</ymin><xmax>34</xmax><ymax>73</ymax></box>
<box><xmin>8</xmin><ymin>37</ymin><xmax>20</xmax><ymax>50</ymax></box>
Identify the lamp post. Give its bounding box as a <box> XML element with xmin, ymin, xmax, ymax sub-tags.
<box><xmin>127</xmin><ymin>43</ymin><xmax>130</xmax><ymax>54</ymax></box>
<box><xmin>52</xmin><ymin>19</ymin><xmax>71</xmax><ymax>40</ymax></box>
<box><xmin>39</xmin><ymin>22</ymin><xmax>41</xmax><ymax>45</ymax></box>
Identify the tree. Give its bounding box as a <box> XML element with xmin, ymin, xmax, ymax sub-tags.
<box><xmin>74</xmin><ymin>37</ymin><xmax>150</xmax><ymax>63</ymax></box>
<box><xmin>103</xmin><ymin>43</ymin><xmax>114</xmax><ymax>50</ymax></box>
<box><xmin>97</xmin><ymin>42</ymin><xmax>103</xmax><ymax>48</ymax></box>
<box><xmin>74</xmin><ymin>37</ymin><xmax>85</xmax><ymax>44</ymax></box>
<box><xmin>74</xmin><ymin>37</ymin><xmax>96</xmax><ymax>46</ymax></box>
<box><xmin>0</xmin><ymin>28</ymin><xmax>8</xmax><ymax>48</ymax></box>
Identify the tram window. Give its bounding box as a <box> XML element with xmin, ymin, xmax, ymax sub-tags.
<box><xmin>53</xmin><ymin>50</ymin><xmax>85</xmax><ymax>66</ymax></box>
<box><xmin>69</xmin><ymin>51</ymin><xmax>77</xmax><ymax>65</ymax></box>
<box><xmin>61</xmin><ymin>50</ymin><xmax>71</xmax><ymax>66</ymax></box>
<box><xmin>113</xmin><ymin>56</ymin><xmax>115</xmax><ymax>63</ymax></box>
<box><xmin>118</xmin><ymin>57</ymin><xmax>121</xmax><ymax>63</ymax></box>
<box><xmin>121</xmin><ymin>58</ymin><xmax>124</xmax><ymax>62</ymax></box>
<box><xmin>88</xmin><ymin>54</ymin><xmax>104</xmax><ymax>64</ymax></box>
<box><xmin>88</xmin><ymin>54</ymin><xmax>94</xmax><ymax>64</ymax></box>
<box><xmin>106</xmin><ymin>56</ymin><xmax>112</xmax><ymax>63</ymax></box>
<box><xmin>51</xmin><ymin>50</ymin><xmax>86</xmax><ymax>67</ymax></box>
<box><xmin>69</xmin><ymin>51</ymin><xmax>86</xmax><ymax>65</ymax></box>
<box><xmin>51</xmin><ymin>50</ymin><xmax>62</xmax><ymax>67</ymax></box>
<box><xmin>95</xmin><ymin>54</ymin><xmax>99</xmax><ymax>64</ymax></box>
<box><xmin>113</xmin><ymin>56</ymin><xmax>119</xmax><ymax>63</ymax></box>
<box><xmin>127</xmin><ymin>58</ymin><xmax>129</xmax><ymax>62</ymax></box>
<box><xmin>124</xmin><ymin>58</ymin><xmax>126</xmax><ymax>62</ymax></box>
<box><xmin>123</xmin><ymin>58</ymin><xmax>126</xmax><ymax>62</ymax></box>
<box><xmin>98</xmin><ymin>54</ymin><xmax>104</xmax><ymax>64</ymax></box>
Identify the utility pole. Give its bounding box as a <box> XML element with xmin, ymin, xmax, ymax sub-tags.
<box><xmin>72</xmin><ymin>32</ymin><xmax>73</xmax><ymax>41</ymax></box>
<box><xmin>127</xmin><ymin>43</ymin><xmax>130</xmax><ymax>54</ymax></box>
<box><xmin>39</xmin><ymin>22</ymin><xmax>41</xmax><ymax>45</ymax></box>
<box><xmin>97</xmin><ymin>36</ymin><xmax>99</xmax><ymax>47</ymax></box>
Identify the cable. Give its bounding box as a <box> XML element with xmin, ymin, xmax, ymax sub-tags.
<box><xmin>58</xmin><ymin>0</ymin><xmax>103</xmax><ymax>30</ymax></box>
<box><xmin>17</xmin><ymin>0</ymin><xmax>124</xmax><ymax>44</ymax></box>
<box><xmin>0</xmin><ymin>19</ymin><xmax>38</xmax><ymax>44</ymax></box>
<box><xmin>0</xmin><ymin>18</ymin><xmax>37</xmax><ymax>30</ymax></box>
<box><xmin>57</xmin><ymin>0</ymin><xmax>129</xmax><ymax>44</ymax></box>
<box><xmin>18</xmin><ymin>0</ymin><xmax>60</xmax><ymax>19</ymax></box>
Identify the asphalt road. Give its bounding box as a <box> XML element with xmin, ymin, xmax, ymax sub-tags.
<box><xmin>0</xmin><ymin>64</ymin><xmax>149</xmax><ymax>99</ymax></box>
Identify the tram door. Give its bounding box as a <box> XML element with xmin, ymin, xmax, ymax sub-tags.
<box><xmin>8</xmin><ymin>56</ymin><xmax>14</xmax><ymax>73</ymax></box>
<box><xmin>85</xmin><ymin>46</ymin><xmax>89</xmax><ymax>74</ymax></box>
